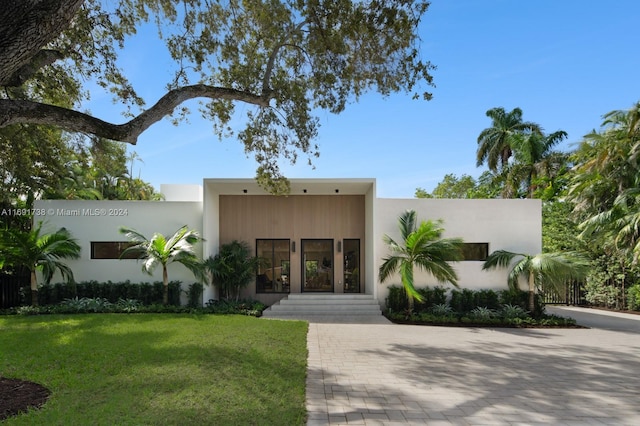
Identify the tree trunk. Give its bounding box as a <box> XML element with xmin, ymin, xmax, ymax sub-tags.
<box><xmin>0</xmin><ymin>0</ymin><xmax>85</xmax><ymax>86</ymax></box>
<box><xmin>162</xmin><ymin>266</ymin><xmax>169</xmax><ymax>305</ymax></box>
<box><xmin>30</xmin><ymin>270</ymin><xmax>39</xmax><ymax>307</ymax></box>
<box><xmin>528</xmin><ymin>269</ymin><xmax>535</xmax><ymax>314</ymax></box>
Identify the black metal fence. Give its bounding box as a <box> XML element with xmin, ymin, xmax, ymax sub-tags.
<box><xmin>0</xmin><ymin>272</ymin><xmax>28</xmax><ymax>308</ymax></box>
<box><xmin>543</xmin><ymin>281</ymin><xmax>585</xmax><ymax>305</ymax></box>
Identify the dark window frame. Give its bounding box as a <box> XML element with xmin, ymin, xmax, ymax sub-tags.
<box><xmin>460</xmin><ymin>243</ymin><xmax>489</xmax><ymax>261</ymax></box>
<box><xmin>256</xmin><ymin>238</ymin><xmax>290</xmax><ymax>294</ymax></box>
<box><xmin>90</xmin><ymin>242</ymin><xmax>138</xmax><ymax>260</ymax></box>
<box><xmin>301</xmin><ymin>238</ymin><xmax>334</xmax><ymax>292</ymax></box>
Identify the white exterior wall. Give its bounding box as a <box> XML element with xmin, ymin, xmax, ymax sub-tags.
<box><xmin>31</xmin><ymin>182</ymin><xmax>542</xmax><ymax>308</ymax></box>
<box><xmin>374</xmin><ymin>198</ymin><xmax>542</xmax><ymax>305</ymax></box>
<box><xmin>160</xmin><ymin>184</ymin><xmax>202</xmax><ymax>202</ymax></box>
<box><xmin>33</xmin><ymin>200</ymin><xmax>203</xmax><ymax>302</ymax></box>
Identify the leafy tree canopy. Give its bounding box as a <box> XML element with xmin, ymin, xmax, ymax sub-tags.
<box><xmin>1</xmin><ymin>0</ymin><xmax>435</xmax><ymax>193</ymax></box>
<box><xmin>415</xmin><ymin>172</ymin><xmax>501</xmax><ymax>199</ymax></box>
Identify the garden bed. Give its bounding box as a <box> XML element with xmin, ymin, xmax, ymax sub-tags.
<box><xmin>0</xmin><ymin>377</ymin><xmax>50</xmax><ymax>421</ymax></box>
<box><xmin>385</xmin><ymin>313</ymin><xmax>585</xmax><ymax>328</ymax></box>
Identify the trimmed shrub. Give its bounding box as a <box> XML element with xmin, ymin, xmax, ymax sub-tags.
<box><xmin>385</xmin><ymin>285</ymin><xmax>408</xmax><ymax>312</ymax></box>
<box><xmin>187</xmin><ymin>282</ymin><xmax>204</xmax><ymax>307</ymax></box>
<box><xmin>386</xmin><ymin>285</ymin><xmax>449</xmax><ymax>313</ymax></box>
<box><xmin>449</xmin><ymin>288</ymin><xmax>476</xmax><ymax>313</ymax></box>
<box><xmin>414</xmin><ymin>286</ymin><xmax>448</xmax><ymax>311</ymax></box>
<box><xmin>37</xmin><ymin>280</ymin><xmax>183</xmax><ymax>306</ymax></box>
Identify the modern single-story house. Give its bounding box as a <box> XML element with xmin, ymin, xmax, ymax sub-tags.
<box><xmin>34</xmin><ymin>178</ymin><xmax>541</xmax><ymax>307</ymax></box>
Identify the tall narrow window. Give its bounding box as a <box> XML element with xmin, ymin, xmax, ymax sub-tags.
<box><xmin>256</xmin><ymin>239</ymin><xmax>290</xmax><ymax>293</ymax></box>
<box><xmin>343</xmin><ymin>239</ymin><xmax>360</xmax><ymax>293</ymax></box>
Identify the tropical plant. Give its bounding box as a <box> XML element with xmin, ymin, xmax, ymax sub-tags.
<box><xmin>476</xmin><ymin>107</ymin><xmax>542</xmax><ymax>172</ymax></box>
<box><xmin>0</xmin><ymin>222</ymin><xmax>81</xmax><ymax>306</ymax></box>
<box><xmin>482</xmin><ymin>250</ymin><xmax>589</xmax><ymax>313</ymax></box>
<box><xmin>430</xmin><ymin>303</ymin><xmax>454</xmax><ymax>316</ymax></box>
<box><xmin>627</xmin><ymin>284</ymin><xmax>640</xmax><ymax>311</ymax></box>
<box><xmin>205</xmin><ymin>240</ymin><xmax>265</xmax><ymax>301</ymax></box>
<box><xmin>507</xmin><ymin>130</ymin><xmax>569</xmax><ymax>198</ymax></box>
<box><xmin>379</xmin><ymin>210</ymin><xmax>463</xmax><ymax>310</ymax></box>
<box><xmin>469</xmin><ymin>306</ymin><xmax>497</xmax><ymax>320</ymax></box>
<box><xmin>120</xmin><ymin>225</ymin><xmax>205</xmax><ymax>305</ymax></box>
<box><xmin>567</xmin><ymin>102</ymin><xmax>640</xmax><ymax>308</ymax></box>
<box><xmin>498</xmin><ymin>304</ymin><xmax>529</xmax><ymax>319</ymax></box>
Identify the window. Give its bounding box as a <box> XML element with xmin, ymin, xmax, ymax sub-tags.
<box><xmin>343</xmin><ymin>239</ymin><xmax>360</xmax><ymax>293</ymax></box>
<box><xmin>460</xmin><ymin>243</ymin><xmax>489</xmax><ymax>261</ymax></box>
<box><xmin>90</xmin><ymin>242</ymin><xmax>138</xmax><ymax>259</ymax></box>
<box><xmin>256</xmin><ymin>239</ymin><xmax>290</xmax><ymax>293</ymax></box>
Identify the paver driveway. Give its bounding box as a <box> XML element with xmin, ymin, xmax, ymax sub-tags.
<box><xmin>305</xmin><ymin>308</ymin><xmax>640</xmax><ymax>425</ymax></box>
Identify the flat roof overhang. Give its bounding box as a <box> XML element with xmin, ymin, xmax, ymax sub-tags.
<box><xmin>203</xmin><ymin>178</ymin><xmax>375</xmax><ymax>196</ymax></box>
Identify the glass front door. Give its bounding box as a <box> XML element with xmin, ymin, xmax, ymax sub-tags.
<box><xmin>302</xmin><ymin>239</ymin><xmax>333</xmax><ymax>292</ymax></box>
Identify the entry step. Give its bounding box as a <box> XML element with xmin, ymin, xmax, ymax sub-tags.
<box><xmin>261</xmin><ymin>294</ymin><xmax>383</xmax><ymax>318</ymax></box>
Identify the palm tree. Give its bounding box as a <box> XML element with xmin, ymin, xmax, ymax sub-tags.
<box><xmin>476</xmin><ymin>107</ymin><xmax>542</xmax><ymax>172</ymax></box>
<box><xmin>482</xmin><ymin>250</ymin><xmax>589</xmax><ymax>313</ymax></box>
<box><xmin>508</xmin><ymin>130</ymin><xmax>568</xmax><ymax>198</ymax></box>
<box><xmin>120</xmin><ymin>225</ymin><xmax>205</xmax><ymax>305</ymax></box>
<box><xmin>379</xmin><ymin>210</ymin><xmax>463</xmax><ymax>310</ymax></box>
<box><xmin>0</xmin><ymin>222</ymin><xmax>81</xmax><ymax>306</ymax></box>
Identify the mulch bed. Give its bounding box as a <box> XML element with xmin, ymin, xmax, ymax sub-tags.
<box><xmin>0</xmin><ymin>377</ymin><xmax>51</xmax><ymax>421</ymax></box>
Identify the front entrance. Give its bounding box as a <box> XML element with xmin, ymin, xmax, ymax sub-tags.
<box><xmin>302</xmin><ymin>239</ymin><xmax>334</xmax><ymax>292</ymax></box>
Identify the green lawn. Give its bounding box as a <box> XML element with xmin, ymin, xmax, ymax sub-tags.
<box><xmin>0</xmin><ymin>314</ymin><xmax>308</xmax><ymax>425</ymax></box>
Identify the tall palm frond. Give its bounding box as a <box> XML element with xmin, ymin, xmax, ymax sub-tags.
<box><xmin>483</xmin><ymin>249</ymin><xmax>589</xmax><ymax>313</ymax></box>
<box><xmin>0</xmin><ymin>222</ymin><xmax>80</xmax><ymax>306</ymax></box>
<box><xmin>379</xmin><ymin>210</ymin><xmax>463</xmax><ymax>309</ymax></box>
<box><xmin>476</xmin><ymin>107</ymin><xmax>542</xmax><ymax>171</ymax></box>
<box><xmin>120</xmin><ymin>225</ymin><xmax>204</xmax><ymax>304</ymax></box>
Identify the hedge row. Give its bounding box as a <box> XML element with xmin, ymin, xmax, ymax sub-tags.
<box><xmin>386</xmin><ymin>285</ymin><xmax>544</xmax><ymax>317</ymax></box>
<box><xmin>36</xmin><ymin>280</ymin><xmax>190</xmax><ymax>306</ymax></box>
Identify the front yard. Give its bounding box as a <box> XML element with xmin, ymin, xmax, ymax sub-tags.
<box><xmin>0</xmin><ymin>314</ymin><xmax>308</xmax><ymax>425</ymax></box>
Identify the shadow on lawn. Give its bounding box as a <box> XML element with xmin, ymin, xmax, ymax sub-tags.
<box><xmin>0</xmin><ymin>314</ymin><xmax>307</xmax><ymax>425</ymax></box>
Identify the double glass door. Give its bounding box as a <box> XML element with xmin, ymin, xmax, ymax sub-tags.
<box><xmin>300</xmin><ymin>238</ymin><xmax>361</xmax><ymax>293</ymax></box>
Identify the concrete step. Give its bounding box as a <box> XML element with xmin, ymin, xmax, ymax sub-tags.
<box><xmin>261</xmin><ymin>294</ymin><xmax>383</xmax><ymax>319</ymax></box>
<box><xmin>279</xmin><ymin>296</ymin><xmax>379</xmax><ymax>306</ymax></box>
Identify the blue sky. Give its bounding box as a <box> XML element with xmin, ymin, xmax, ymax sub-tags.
<box><xmin>84</xmin><ymin>0</ymin><xmax>640</xmax><ymax>198</ymax></box>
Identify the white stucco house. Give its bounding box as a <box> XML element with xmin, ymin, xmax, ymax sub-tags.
<box><xmin>33</xmin><ymin>178</ymin><xmax>541</xmax><ymax>307</ymax></box>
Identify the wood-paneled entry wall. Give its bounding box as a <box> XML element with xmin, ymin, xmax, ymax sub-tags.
<box><xmin>218</xmin><ymin>195</ymin><xmax>365</xmax><ymax>303</ymax></box>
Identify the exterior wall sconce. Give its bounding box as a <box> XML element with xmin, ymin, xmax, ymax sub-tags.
<box><xmin>291</xmin><ymin>241</ymin><xmax>296</xmax><ymax>252</ymax></box>
<box><xmin>337</xmin><ymin>240</ymin><xmax>342</xmax><ymax>253</ymax></box>
<box><xmin>242</xmin><ymin>189</ymin><xmax>247</xmax><ymax>193</ymax></box>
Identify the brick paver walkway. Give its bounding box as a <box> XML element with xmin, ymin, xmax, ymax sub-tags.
<box><xmin>305</xmin><ymin>309</ymin><xmax>640</xmax><ymax>425</ymax></box>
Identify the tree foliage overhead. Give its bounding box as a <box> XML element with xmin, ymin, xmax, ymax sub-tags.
<box><xmin>0</xmin><ymin>0</ymin><xmax>435</xmax><ymax>193</ymax></box>
<box><xmin>473</xmin><ymin>106</ymin><xmax>569</xmax><ymax>199</ymax></box>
